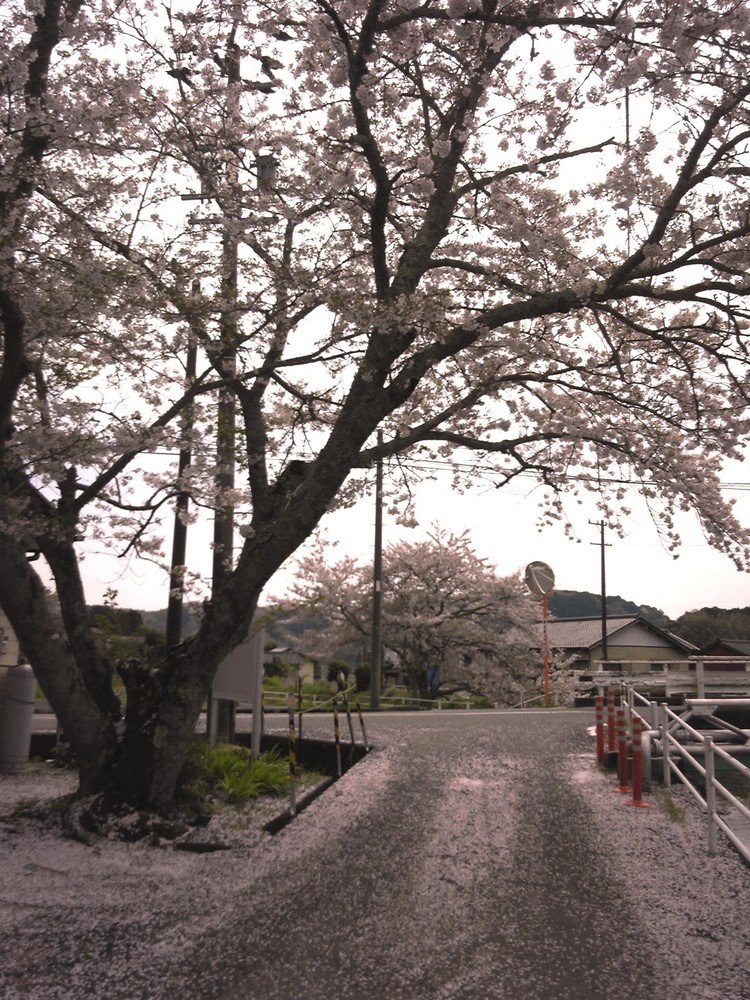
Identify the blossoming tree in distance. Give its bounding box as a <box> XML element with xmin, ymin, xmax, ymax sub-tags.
<box><xmin>288</xmin><ymin>528</ymin><xmax>536</xmax><ymax>699</ymax></box>
<box><xmin>1</xmin><ymin>0</ymin><xmax>750</xmax><ymax>818</ymax></box>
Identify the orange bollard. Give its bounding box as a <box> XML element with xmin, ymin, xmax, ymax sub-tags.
<box><xmin>606</xmin><ymin>688</ymin><xmax>616</xmax><ymax>754</ymax></box>
<box><xmin>614</xmin><ymin>707</ymin><xmax>631</xmax><ymax>793</ymax></box>
<box><xmin>595</xmin><ymin>695</ymin><xmax>605</xmax><ymax>765</ymax></box>
<box><xmin>627</xmin><ymin>716</ymin><xmax>652</xmax><ymax>808</ymax></box>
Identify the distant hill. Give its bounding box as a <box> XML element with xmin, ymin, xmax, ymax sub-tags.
<box><xmin>548</xmin><ymin>590</ymin><xmax>669</xmax><ymax>629</ymax></box>
<box><xmin>136</xmin><ymin>603</ymin><xmax>322</xmax><ymax>649</ymax></box>
<box><xmin>100</xmin><ymin>595</ymin><xmax>750</xmax><ymax>656</ymax></box>
<box><xmin>669</xmin><ymin>606</ymin><xmax>750</xmax><ymax>649</ymax></box>
<box><xmin>131</xmin><ymin>592</ymin><xmax>670</xmax><ymax>644</ymax></box>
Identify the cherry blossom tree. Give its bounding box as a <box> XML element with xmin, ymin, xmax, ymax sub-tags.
<box><xmin>287</xmin><ymin>529</ymin><xmax>536</xmax><ymax>699</ymax></box>
<box><xmin>2</xmin><ymin>0</ymin><xmax>750</xmax><ymax>819</ymax></box>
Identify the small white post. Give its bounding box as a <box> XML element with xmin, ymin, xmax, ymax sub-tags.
<box><xmin>251</xmin><ymin>664</ymin><xmax>263</xmax><ymax>759</ymax></box>
<box><xmin>627</xmin><ymin>685</ymin><xmax>634</xmax><ymax>735</ymax></box>
<box><xmin>649</xmin><ymin>699</ymin><xmax>658</xmax><ymax>733</ymax></box>
<box><xmin>696</xmin><ymin>659</ymin><xmax>705</xmax><ymax>699</ymax></box>
<box><xmin>207</xmin><ymin>698</ymin><xmax>218</xmax><ymax>746</ymax></box>
<box><xmin>704</xmin><ymin>735</ymin><xmax>717</xmax><ymax>856</ymax></box>
<box><xmin>660</xmin><ymin>703</ymin><xmax>671</xmax><ymax>787</ymax></box>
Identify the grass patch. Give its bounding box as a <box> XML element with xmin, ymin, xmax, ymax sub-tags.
<box><xmin>659</xmin><ymin>791</ymin><xmax>686</xmax><ymax>824</ymax></box>
<box><xmin>178</xmin><ymin>740</ymin><xmax>289</xmax><ymax>817</ymax></box>
<box><xmin>11</xmin><ymin>796</ymin><xmax>40</xmax><ymax>814</ymax></box>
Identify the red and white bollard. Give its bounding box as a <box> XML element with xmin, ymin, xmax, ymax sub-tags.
<box><xmin>626</xmin><ymin>716</ymin><xmax>652</xmax><ymax>808</ymax></box>
<box><xmin>606</xmin><ymin>688</ymin><xmax>616</xmax><ymax>754</ymax></box>
<box><xmin>595</xmin><ymin>695</ymin><xmax>605</xmax><ymax>766</ymax></box>
<box><xmin>615</xmin><ymin>707</ymin><xmax>630</xmax><ymax>793</ymax></box>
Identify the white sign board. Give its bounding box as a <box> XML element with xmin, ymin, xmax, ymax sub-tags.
<box><xmin>212</xmin><ymin>628</ymin><xmax>265</xmax><ymax>703</ymax></box>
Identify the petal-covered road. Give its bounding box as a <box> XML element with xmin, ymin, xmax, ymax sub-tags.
<box><xmin>4</xmin><ymin>709</ymin><xmax>750</xmax><ymax>999</ymax></box>
<box><xmin>184</xmin><ymin>709</ymin><xmax>750</xmax><ymax>999</ymax></box>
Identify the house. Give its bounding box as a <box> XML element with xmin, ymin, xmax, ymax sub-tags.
<box><xmin>701</xmin><ymin>639</ymin><xmax>750</xmax><ymax>670</ymax></box>
<box><xmin>696</xmin><ymin>638</ymin><xmax>750</xmax><ymax>668</ymax></box>
<box><xmin>264</xmin><ymin>647</ymin><xmax>320</xmax><ymax>684</ymax></box>
<box><xmin>537</xmin><ymin>614</ymin><xmax>697</xmax><ymax>672</ymax></box>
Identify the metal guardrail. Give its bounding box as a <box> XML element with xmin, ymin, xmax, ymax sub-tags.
<box><xmin>586</xmin><ymin>658</ymin><xmax>750</xmax><ymax>699</ymax></box>
<box><xmin>259</xmin><ymin>690</ymin><xmax>476</xmax><ymax>711</ymax></box>
<box><xmin>622</xmin><ymin>683</ymin><xmax>750</xmax><ymax>864</ymax></box>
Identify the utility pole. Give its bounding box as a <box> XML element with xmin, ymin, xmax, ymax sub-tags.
<box><xmin>589</xmin><ymin>520</ymin><xmax>611</xmax><ymax>663</ymax></box>
<box><xmin>165</xmin><ymin>281</ymin><xmax>199</xmax><ymax>651</ymax></box>
<box><xmin>369</xmin><ymin>431</ymin><xmax>383</xmax><ymax>710</ymax></box>
<box><xmin>210</xmin><ymin>30</ymin><xmax>242</xmax><ymax>743</ymax></box>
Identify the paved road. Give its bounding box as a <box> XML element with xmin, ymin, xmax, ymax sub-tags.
<box><xmin>178</xmin><ymin>710</ymin><xmax>670</xmax><ymax>999</ymax></box>
<box><xmin>23</xmin><ymin>708</ymin><xmax>750</xmax><ymax>998</ymax></box>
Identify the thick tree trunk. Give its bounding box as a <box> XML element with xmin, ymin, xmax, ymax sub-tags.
<box><xmin>0</xmin><ymin>532</ymin><xmax>117</xmax><ymax>793</ymax></box>
<box><xmin>0</xmin><ymin>374</ymin><xmax>392</xmax><ymax>815</ymax></box>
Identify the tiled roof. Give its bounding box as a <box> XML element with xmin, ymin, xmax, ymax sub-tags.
<box><xmin>540</xmin><ymin>616</ymin><xmax>638</xmax><ymax>650</ymax></box>
<box><xmin>709</xmin><ymin>638</ymin><xmax>750</xmax><ymax>656</ymax></box>
<box><xmin>534</xmin><ymin>615</ymin><xmax>696</xmax><ymax>653</ymax></box>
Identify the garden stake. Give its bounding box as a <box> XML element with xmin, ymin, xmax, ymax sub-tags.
<box><xmin>332</xmin><ymin>697</ymin><xmax>342</xmax><ymax>777</ymax></box>
<box><xmin>595</xmin><ymin>695</ymin><xmax>605</xmax><ymax>766</ymax></box>
<box><xmin>626</xmin><ymin>716</ymin><xmax>651</xmax><ymax>808</ymax></box>
<box><xmin>287</xmin><ymin>695</ymin><xmax>297</xmax><ymax>817</ymax></box>
<box><xmin>606</xmin><ymin>688</ymin><xmax>616</xmax><ymax>754</ymax></box>
<box><xmin>615</xmin><ymin>707</ymin><xmax>630</xmax><ymax>793</ymax></box>
<box><xmin>355</xmin><ymin>699</ymin><xmax>369</xmax><ymax>751</ymax></box>
<box><xmin>342</xmin><ymin>690</ymin><xmax>356</xmax><ymax>763</ymax></box>
<box><xmin>297</xmin><ymin>673</ymin><xmax>303</xmax><ymax>744</ymax></box>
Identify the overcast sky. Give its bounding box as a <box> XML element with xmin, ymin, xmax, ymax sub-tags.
<box><xmin>72</xmin><ymin>458</ymin><xmax>750</xmax><ymax>622</ymax></box>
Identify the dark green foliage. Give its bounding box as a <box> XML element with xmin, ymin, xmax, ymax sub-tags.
<box><xmin>177</xmin><ymin>739</ymin><xmax>288</xmax><ymax>817</ymax></box>
<box><xmin>548</xmin><ymin>591</ymin><xmax>668</xmax><ymax>627</ymax></box>
<box><xmin>671</xmin><ymin>607</ymin><xmax>750</xmax><ymax>649</ymax></box>
<box><xmin>90</xmin><ymin>606</ymin><xmax>144</xmax><ymax>636</ymax></box>
<box><xmin>328</xmin><ymin>660</ymin><xmax>350</xmax><ymax>685</ymax></box>
<box><xmin>354</xmin><ymin>663</ymin><xmax>370</xmax><ymax>691</ymax></box>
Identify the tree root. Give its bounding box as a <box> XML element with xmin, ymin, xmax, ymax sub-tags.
<box><xmin>17</xmin><ymin>788</ymin><xmax>220</xmax><ymax>848</ymax></box>
<box><xmin>61</xmin><ymin>795</ymin><xmax>98</xmax><ymax>846</ymax></box>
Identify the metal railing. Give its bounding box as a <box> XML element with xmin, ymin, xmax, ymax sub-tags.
<box><xmin>257</xmin><ymin>690</ymin><xmax>477</xmax><ymax>712</ymax></box>
<box><xmin>622</xmin><ymin>683</ymin><xmax>750</xmax><ymax>864</ymax></box>
<box><xmin>587</xmin><ymin>658</ymin><xmax>750</xmax><ymax>699</ymax></box>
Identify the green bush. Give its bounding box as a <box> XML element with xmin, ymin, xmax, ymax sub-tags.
<box><xmin>264</xmin><ymin>674</ymin><xmax>293</xmax><ymax>692</ymax></box>
<box><xmin>354</xmin><ymin>664</ymin><xmax>370</xmax><ymax>692</ymax></box>
<box><xmin>177</xmin><ymin>740</ymin><xmax>288</xmax><ymax>813</ymax></box>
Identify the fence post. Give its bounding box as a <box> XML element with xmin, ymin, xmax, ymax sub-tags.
<box><xmin>297</xmin><ymin>674</ymin><xmax>303</xmax><ymax>743</ymax></box>
<box><xmin>626</xmin><ymin>685</ymin><xmax>634</xmax><ymax>736</ymax></box>
<box><xmin>287</xmin><ymin>694</ymin><xmax>297</xmax><ymax>817</ymax></box>
<box><xmin>332</xmin><ymin>696</ymin><xmax>342</xmax><ymax>777</ymax></box>
<box><xmin>704</xmin><ymin>735</ymin><xmax>717</xmax><ymax>856</ymax></box>
<box><xmin>342</xmin><ymin>690</ymin><xmax>356</xmax><ymax>761</ymax></box>
<box><xmin>595</xmin><ymin>695</ymin><xmax>605</xmax><ymax>766</ymax></box>
<box><xmin>695</xmin><ymin>659</ymin><xmax>705</xmax><ymax>699</ymax></box>
<box><xmin>660</xmin><ymin>702</ymin><xmax>671</xmax><ymax>787</ymax></box>
<box><xmin>615</xmin><ymin>707</ymin><xmax>630</xmax><ymax>793</ymax></box>
<box><xmin>627</xmin><ymin>716</ymin><xmax>651</xmax><ymax>808</ymax></box>
<box><xmin>355</xmin><ymin>699</ymin><xmax>369</xmax><ymax>751</ymax></box>
<box><xmin>606</xmin><ymin>688</ymin><xmax>616</xmax><ymax>754</ymax></box>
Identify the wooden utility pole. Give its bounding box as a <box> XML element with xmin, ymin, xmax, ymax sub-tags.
<box><xmin>165</xmin><ymin>282</ymin><xmax>199</xmax><ymax>651</ymax></box>
<box><xmin>590</xmin><ymin>520</ymin><xmax>611</xmax><ymax>663</ymax></box>
<box><xmin>210</xmin><ymin>31</ymin><xmax>242</xmax><ymax>743</ymax></box>
<box><xmin>369</xmin><ymin>431</ymin><xmax>383</xmax><ymax>710</ymax></box>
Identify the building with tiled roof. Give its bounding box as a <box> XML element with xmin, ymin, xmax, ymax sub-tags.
<box><xmin>535</xmin><ymin>614</ymin><xmax>697</xmax><ymax>672</ymax></box>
